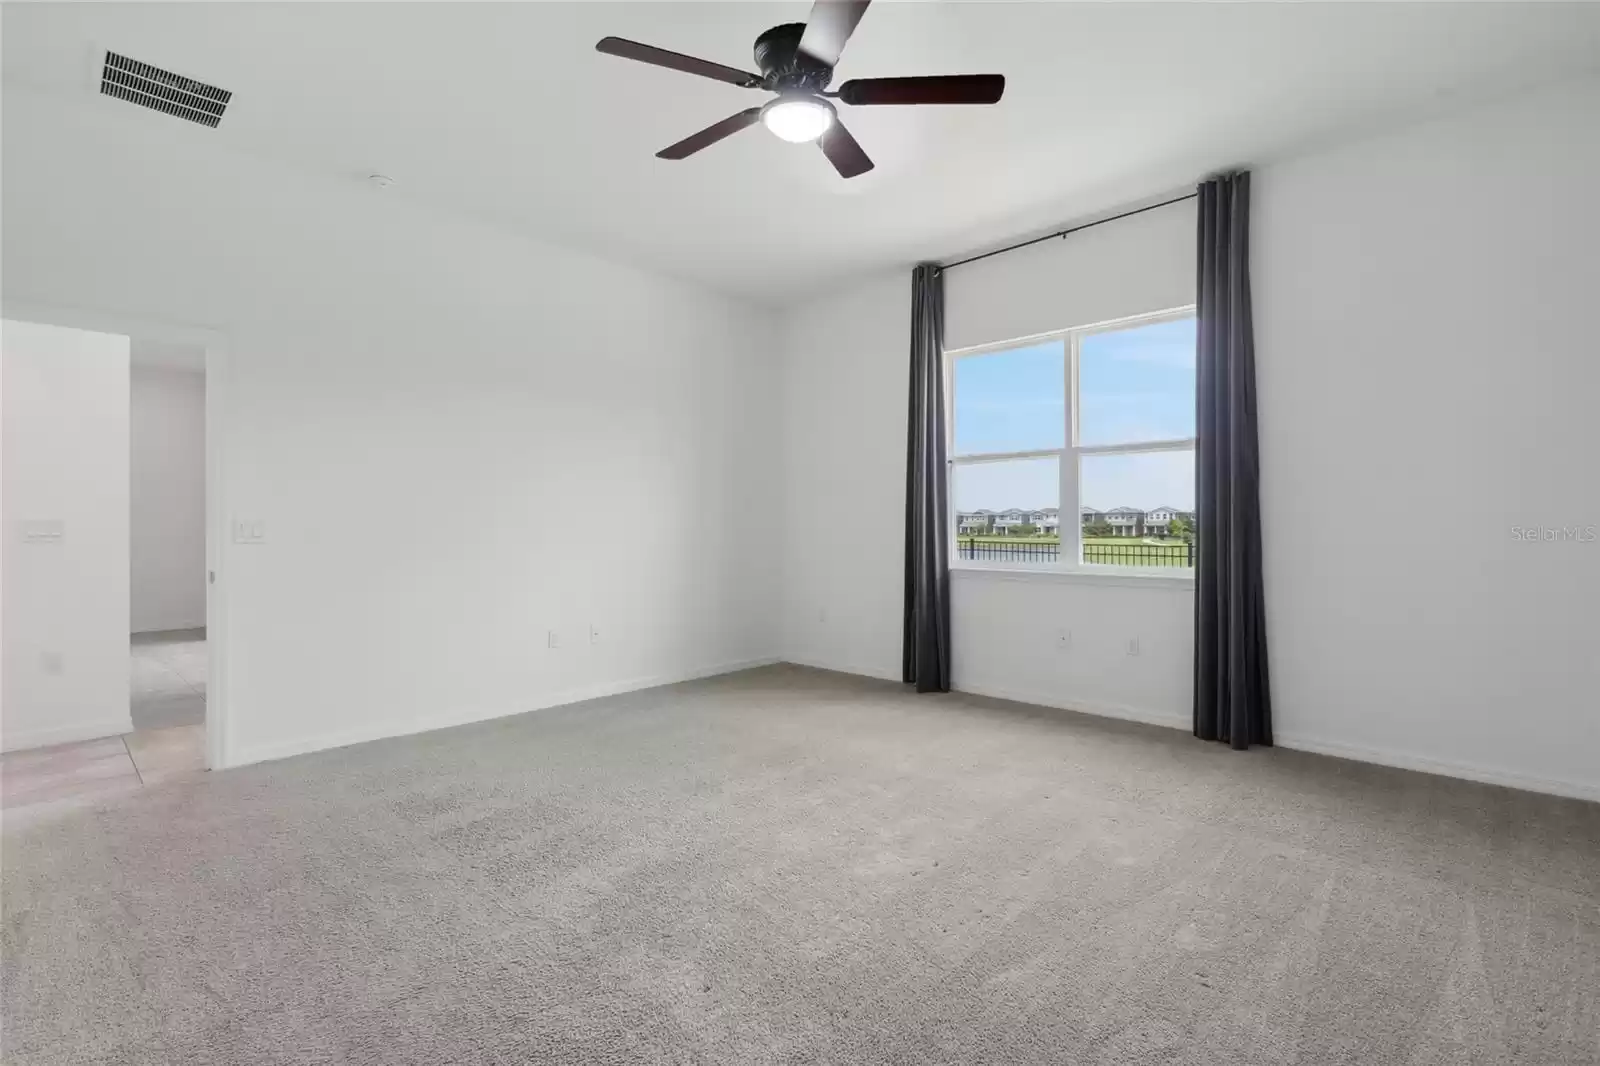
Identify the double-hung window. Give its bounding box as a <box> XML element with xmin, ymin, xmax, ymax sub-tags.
<box><xmin>948</xmin><ymin>307</ymin><xmax>1197</xmax><ymax>574</ymax></box>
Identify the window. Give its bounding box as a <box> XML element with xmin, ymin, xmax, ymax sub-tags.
<box><xmin>948</xmin><ymin>308</ymin><xmax>1196</xmax><ymax>572</ymax></box>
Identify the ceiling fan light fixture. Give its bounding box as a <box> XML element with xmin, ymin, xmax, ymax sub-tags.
<box><xmin>760</xmin><ymin>95</ymin><xmax>834</xmax><ymax>143</ymax></box>
<box><xmin>596</xmin><ymin>1</ymin><xmax>1006</xmax><ymax>178</ymax></box>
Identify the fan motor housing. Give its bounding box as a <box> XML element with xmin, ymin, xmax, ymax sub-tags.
<box><xmin>754</xmin><ymin>23</ymin><xmax>832</xmax><ymax>93</ymax></box>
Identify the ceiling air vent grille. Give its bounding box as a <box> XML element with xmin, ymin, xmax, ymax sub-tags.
<box><xmin>100</xmin><ymin>51</ymin><xmax>230</xmax><ymax>128</ymax></box>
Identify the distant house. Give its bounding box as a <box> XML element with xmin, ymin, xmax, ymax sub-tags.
<box><xmin>1105</xmin><ymin>508</ymin><xmax>1146</xmax><ymax>537</ymax></box>
<box><xmin>957</xmin><ymin>506</ymin><xmax>1184</xmax><ymax>538</ymax></box>
<box><xmin>956</xmin><ymin>507</ymin><xmax>1058</xmax><ymax>537</ymax></box>
<box><xmin>1145</xmin><ymin>507</ymin><xmax>1179</xmax><ymax>534</ymax></box>
<box><xmin>957</xmin><ymin>509</ymin><xmax>993</xmax><ymax>534</ymax></box>
<box><xmin>992</xmin><ymin>508</ymin><xmax>1032</xmax><ymax>534</ymax></box>
<box><xmin>1148</xmin><ymin>508</ymin><xmax>1196</xmax><ymax>535</ymax></box>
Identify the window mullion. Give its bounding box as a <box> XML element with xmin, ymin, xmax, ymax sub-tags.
<box><xmin>943</xmin><ymin>340</ymin><xmax>956</xmax><ymax>557</ymax></box>
<box><xmin>952</xmin><ymin>447</ymin><xmax>1064</xmax><ymax>466</ymax></box>
<box><xmin>1077</xmin><ymin>437</ymin><xmax>1197</xmax><ymax>457</ymax></box>
<box><xmin>1060</xmin><ymin>332</ymin><xmax>1082</xmax><ymax>569</ymax></box>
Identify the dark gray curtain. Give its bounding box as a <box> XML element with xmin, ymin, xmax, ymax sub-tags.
<box><xmin>902</xmin><ymin>264</ymin><xmax>951</xmax><ymax>692</ymax></box>
<box><xmin>1194</xmin><ymin>172</ymin><xmax>1272</xmax><ymax>749</ymax></box>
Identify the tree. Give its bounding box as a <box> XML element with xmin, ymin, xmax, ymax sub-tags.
<box><xmin>1169</xmin><ymin>515</ymin><xmax>1194</xmax><ymax>543</ymax></box>
<box><xmin>1011</xmin><ymin>523</ymin><xmax>1039</xmax><ymax>537</ymax></box>
<box><xmin>1085</xmin><ymin>522</ymin><xmax>1113</xmax><ymax>538</ymax></box>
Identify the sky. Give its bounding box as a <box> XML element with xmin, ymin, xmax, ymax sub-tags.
<box><xmin>953</xmin><ymin>317</ymin><xmax>1196</xmax><ymax>513</ymax></box>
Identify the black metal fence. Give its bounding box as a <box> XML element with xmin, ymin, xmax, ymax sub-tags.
<box><xmin>956</xmin><ymin>538</ymin><xmax>1194</xmax><ymax>568</ymax></box>
<box><xmin>1082</xmin><ymin>541</ymin><xmax>1193</xmax><ymax>568</ymax></box>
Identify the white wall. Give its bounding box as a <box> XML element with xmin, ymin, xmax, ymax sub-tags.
<box><xmin>943</xmin><ymin>199</ymin><xmax>1195</xmax><ymax>351</ymax></box>
<box><xmin>2</xmin><ymin>87</ymin><xmax>779</xmax><ymax>766</ymax></box>
<box><xmin>130</xmin><ymin>365</ymin><xmax>206</xmax><ymax>634</ymax></box>
<box><xmin>1254</xmin><ymin>76</ymin><xmax>1600</xmax><ymax>798</ymax></box>
<box><xmin>780</xmin><ymin>272</ymin><xmax>910</xmax><ymax>681</ymax></box>
<box><xmin>950</xmin><ymin>573</ymin><xmax>1193</xmax><ymax>728</ymax></box>
<box><xmin>2</xmin><ymin>319</ymin><xmax>133</xmax><ymax>751</ymax></box>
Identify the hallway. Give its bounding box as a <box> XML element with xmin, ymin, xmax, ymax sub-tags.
<box><xmin>131</xmin><ymin>628</ymin><xmax>205</xmax><ymax>730</ymax></box>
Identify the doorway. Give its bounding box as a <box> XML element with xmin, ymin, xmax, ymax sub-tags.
<box><xmin>1</xmin><ymin>308</ymin><xmax>229</xmax><ymax>831</ymax></box>
<box><xmin>126</xmin><ymin>340</ymin><xmax>209</xmax><ymax>779</ymax></box>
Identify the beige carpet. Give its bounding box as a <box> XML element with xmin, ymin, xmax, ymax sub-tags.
<box><xmin>4</xmin><ymin>665</ymin><xmax>1597</xmax><ymax>1064</ymax></box>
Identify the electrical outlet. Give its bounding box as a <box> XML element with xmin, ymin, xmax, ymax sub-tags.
<box><xmin>1056</xmin><ymin>629</ymin><xmax>1072</xmax><ymax>651</ymax></box>
<box><xmin>1126</xmin><ymin>637</ymin><xmax>1141</xmax><ymax>657</ymax></box>
<box><xmin>589</xmin><ymin>624</ymin><xmax>601</xmax><ymax>646</ymax></box>
<box><xmin>547</xmin><ymin>630</ymin><xmax>561</xmax><ymax>650</ymax></box>
<box><xmin>817</xmin><ymin>608</ymin><xmax>828</xmax><ymax>624</ymax></box>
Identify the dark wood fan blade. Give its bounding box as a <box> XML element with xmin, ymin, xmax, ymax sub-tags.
<box><xmin>837</xmin><ymin>74</ymin><xmax>1005</xmax><ymax>106</ymax></box>
<box><xmin>596</xmin><ymin>37</ymin><xmax>761</xmax><ymax>88</ymax></box>
<box><xmin>657</xmin><ymin>108</ymin><xmax>764</xmax><ymax>160</ymax></box>
<box><xmin>819</xmin><ymin>120</ymin><xmax>874</xmax><ymax>178</ymax></box>
<box><xmin>798</xmin><ymin>0</ymin><xmax>872</xmax><ymax>67</ymax></box>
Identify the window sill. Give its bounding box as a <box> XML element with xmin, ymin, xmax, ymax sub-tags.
<box><xmin>950</xmin><ymin>563</ymin><xmax>1195</xmax><ymax>590</ymax></box>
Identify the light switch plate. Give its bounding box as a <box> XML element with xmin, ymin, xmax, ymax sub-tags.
<box><xmin>21</xmin><ymin>519</ymin><xmax>65</xmax><ymax>544</ymax></box>
<box><xmin>232</xmin><ymin>519</ymin><xmax>267</xmax><ymax>544</ymax></box>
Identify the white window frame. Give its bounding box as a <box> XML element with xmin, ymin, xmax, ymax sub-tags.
<box><xmin>945</xmin><ymin>305</ymin><xmax>1197</xmax><ymax>582</ymax></box>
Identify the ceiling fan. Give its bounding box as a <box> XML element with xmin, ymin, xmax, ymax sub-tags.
<box><xmin>595</xmin><ymin>0</ymin><xmax>1005</xmax><ymax>179</ymax></box>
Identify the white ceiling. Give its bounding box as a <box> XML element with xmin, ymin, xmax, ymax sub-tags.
<box><xmin>5</xmin><ymin>2</ymin><xmax>1599</xmax><ymax>303</ymax></box>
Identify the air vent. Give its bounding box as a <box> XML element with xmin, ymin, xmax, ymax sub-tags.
<box><xmin>100</xmin><ymin>51</ymin><xmax>230</xmax><ymax>128</ymax></box>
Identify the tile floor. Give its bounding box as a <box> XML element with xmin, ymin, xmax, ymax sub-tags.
<box><xmin>1</xmin><ymin>630</ymin><xmax>207</xmax><ymax>833</ymax></box>
<box><xmin>131</xmin><ymin>628</ymin><xmax>207</xmax><ymax>730</ymax></box>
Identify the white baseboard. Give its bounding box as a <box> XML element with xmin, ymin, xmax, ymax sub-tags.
<box><xmin>951</xmin><ymin>678</ymin><xmax>1190</xmax><ymax>732</ymax></box>
<box><xmin>941</xmin><ymin>679</ymin><xmax>1598</xmax><ymax>803</ymax></box>
<box><xmin>1273</xmin><ymin>732</ymin><xmax>1600</xmax><ymax>804</ymax></box>
<box><xmin>2</xmin><ymin>716</ymin><xmax>135</xmax><ymax>754</ymax></box>
<box><xmin>225</xmin><ymin>656</ymin><xmax>779</xmax><ymax>769</ymax></box>
<box><xmin>779</xmin><ymin>655</ymin><xmax>902</xmax><ymax>684</ymax></box>
<box><xmin>131</xmin><ymin>621</ymin><xmax>205</xmax><ymax>637</ymax></box>
<box><xmin>222</xmin><ymin>653</ymin><xmax>1600</xmax><ymax>805</ymax></box>
<box><xmin>778</xmin><ymin>658</ymin><xmax>1188</xmax><ymax>731</ymax></box>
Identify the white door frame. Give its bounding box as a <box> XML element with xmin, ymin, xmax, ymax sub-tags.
<box><xmin>2</xmin><ymin>300</ymin><xmax>232</xmax><ymax>771</ymax></box>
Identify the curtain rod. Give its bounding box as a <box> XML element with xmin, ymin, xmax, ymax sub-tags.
<box><xmin>938</xmin><ymin>192</ymin><xmax>1198</xmax><ymax>274</ymax></box>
